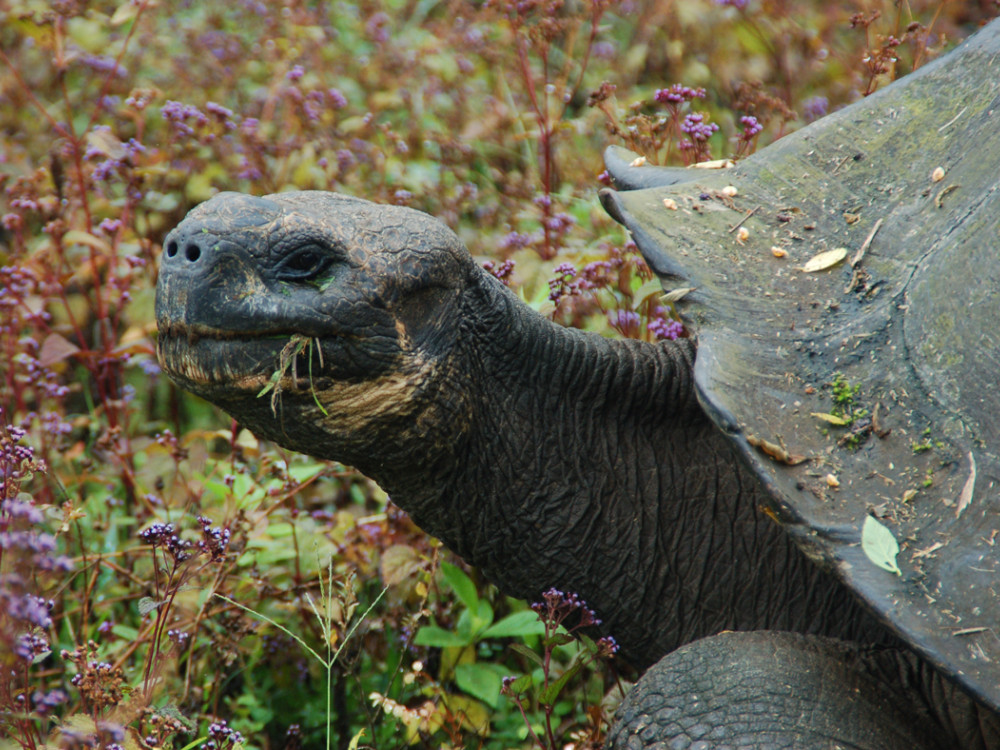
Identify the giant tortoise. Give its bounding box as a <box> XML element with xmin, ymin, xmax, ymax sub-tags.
<box><xmin>155</xmin><ymin>18</ymin><xmax>1000</xmax><ymax>749</ymax></box>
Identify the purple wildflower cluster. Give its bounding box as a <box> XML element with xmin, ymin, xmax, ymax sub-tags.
<box><xmin>197</xmin><ymin>516</ymin><xmax>232</xmax><ymax>562</ymax></box>
<box><xmin>648</xmin><ymin>312</ymin><xmax>684</xmax><ymax>341</ymax></box>
<box><xmin>139</xmin><ymin>522</ymin><xmax>193</xmax><ymax>562</ymax></box>
<box><xmin>679</xmin><ymin>113</ymin><xmax>720</xmax><ymax>161</ymax></box>
<box><xmin>608</xmin><ymin>309</ymin><xmax>641</xmax><ymax>337</ymax></box>
<box><xmin>201</xmin><ymin>719</ymin><xmax>246</xmax><ymax>749</ymax></box>
<box><xmin>483</xmin><ymin>259</ymin><xmax>516</xmax><ymax>286</ymax></box>
<box><xmin>654</xmin><ymin>84</ymin><xmax>706</xmax><ymax>105</ymax></box>
<box><xmin>2</xmin><ymin>591</ymin><xmax>54</xmax><ymax>630</ymax></box>
<box><xmin>803</xmin><ymin>95</ymin><xmax>829</xmax><ymax>122</ymax></box>
<box><xmin>161</xmin><ymin>99</ymin><xmax>211</xmax><ymax>137</ymax></box>
<box><xmin>140</xmin><ymin>515</ymin><xmax>232</xmax><ymax>567</ymax></box>
<box><xmin>529</xmin><ymin>589</ymin><xmax>619</xmax><ymax>656</ymax></box>
<box><xmin>739</xmin><ymin>115</ymin><xmax>763</xmax><ymax>138</ymax></box>
<box><xmin>547</xmin><ymin>259</ymin><xmax>617</xmax><ymax>305</ymax></box>
<box><xmin>84</xmin><ymin>125</ymin><xmax>148</xmax><ymax>183</ymax></box>
<box><xmin>1</xmin><ymin>419</ymin><xmax>45</xmax><ymax>496</ymax></box>
<box><xmin>1</xmin><ymin>498</ymin><xmax>72</xmax><ymax>572</ymax></box>
<box><xmin>29</xmin><ymin>687</ymin><xmax>67</xmax><ymax>715</ymax></box>
<box><xmin>531</xmin><ymin>587</ymin><xmax>603</xmax><ymax>628</ymax></box>
<box><xmin>732</xmin><ymin>114</ymin><xmax>764</xmax><ymax>158</ymax></box>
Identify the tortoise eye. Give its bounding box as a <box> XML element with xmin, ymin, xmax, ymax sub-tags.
<box><xmin>276</xmin><ymin>246</ymin><xmax>330</xmax><ymax>281</ymax></box>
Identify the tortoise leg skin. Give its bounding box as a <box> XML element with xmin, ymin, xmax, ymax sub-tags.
<box><xmin>607</xmin><ymin>631</ymin><xmax>1000</xmax><ymax>750</ymax></box>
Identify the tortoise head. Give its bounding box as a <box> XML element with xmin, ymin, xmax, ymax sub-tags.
<box><xmin>155</xmin><ymin>191</ymin><xmax>479</xmax><ymax>471</ymax></box>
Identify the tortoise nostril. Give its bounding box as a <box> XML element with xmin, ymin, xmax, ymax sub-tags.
<box><xmin>166</xmin><ymin>240</ymin><xmax>178</xmax><ymax>258</ymax></box>
<box><xmin>184</xmin><ymin>244</ymin><xmax>202</xmax><ymax>262</ymax></box>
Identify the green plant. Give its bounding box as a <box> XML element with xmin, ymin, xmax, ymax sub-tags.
<box><xmin>414</xmin><ymin>563</ymin><xmax>545</xmax><ymax>708</ymax></box>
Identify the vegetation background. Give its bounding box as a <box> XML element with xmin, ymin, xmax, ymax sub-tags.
<box><xmin>1</xmin><ymin>0</ymin><xmax>996</xmax><ymax>748</ymax></box>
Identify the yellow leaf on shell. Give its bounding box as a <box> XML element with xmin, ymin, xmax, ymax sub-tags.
<box><xmin>802</xmin><ymin>247</ymin><xmax>848</xmax><ymax>273</ymax></box>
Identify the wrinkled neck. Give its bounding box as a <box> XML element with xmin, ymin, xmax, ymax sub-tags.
<box><xmin>375</xmin><ymin>275</ymin><xmax>894</xmax><ymax>669</ymax></box>
<box><xmin>379</xmin><ymin>275</ymin><xmax>703</xmax><ymax>515</ymax></box>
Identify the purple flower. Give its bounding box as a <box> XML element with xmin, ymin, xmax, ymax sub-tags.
<box><xmin>1</xmin><ymin>591</ymin><xmax>54</xmax><ymax>628</ymax></box>
<box><xmin>500</xmin><ymin>231</ymin><xmax>536</xmax><ymax>251</ymax></box>
<box><xmin>196</xmin><ymin>516</ymin><xmax>231</xmax><ymax>561</ymax></box>
<box><xmin>680</xmin><ymin>112</ymin><xmax>719</xmax><ymax>142</ymax></box>
<box><xmin>99</xmin><ymin>218</ymin><xmax>122</xmax><ymax>235</ymax></box>
<box><xmin>803</xmin><ymin>95</ymin><xmax>829</xmax><ymax>122</ymax></box>
<box><xmin>336</xmin><ymin>148</ymin><xmax>356</xmax><ymax>173</ymax></box>
<box><xmin>286</xmin><ymin>64</ymin><xmax>305</xmax><ymax>82</ymax></box>
<box><xmin>161</xmin><ymin>100</ymin><xmax>208</xmax><ymax>137</ymax></box>
<box><xmin>205</xmin><ymin>101</ymin><xmax>234</xmax><ymax>119</ymax></box>
<box><xmin>31</xmin><ymin>688</ymin><xmax>67</xmax><ymax>715</ymax></box>
<box><xmin>608</xmin><ymin>309</ymin><xmax>641</xmax><ymax>335</ymax></box>
<box><xmin>15</xmin><ymin>631</ymin><xmax>50</xmax><ymax>661</ymax></box>
<box><xmin>739</xmin><ymin>115</ymin><xmax>763</xmax><ymax>138</ymax></box>
<box><xmin>328</xmin><ymin>88</ymin><xmax>348</xmax><ymax>109</ymax></box>
<box><xmin>483</xmin><ymin>259</ymin><xmax>516</xmax><ymax>286</ymax></box>
<box><xmin>139</xmin><ymin>522</ymin><xmax>193</xmax><ymax>562</ymax></box>
<box><xmin>597</xmin><ymin>635</ymin><xmax>619</xmax><ymax>655</ymax></box>
<box><xmin>2</xmin><ymin>497</ymin><xmax>43</xmax><ymax>524</ymax></box>
<box><xmin>648</xmin><ymin>316</ymin><xmax>684</xmax><ymax>340</ymax></box>
<box><xmin>80</xmin><ymin>54</ymin><xmax>127</xmax><ymax>78</ymax></box>
<box><xmin>202</xmin><ymin>719</ymin><xmax>245</xmax><ymax>749</ymax></box>
<box><xmin>654</xmin><ymin>84</ymin><xmax>706</xmax><ymax>105</ymax></box>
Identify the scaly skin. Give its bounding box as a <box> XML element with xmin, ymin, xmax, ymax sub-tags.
<box><xmin>156</xmin><ymin>191</ymin><xmax>995</xmax><ymax>748</ymax></box>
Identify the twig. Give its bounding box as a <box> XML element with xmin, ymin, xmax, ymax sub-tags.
<box><xmin>728</xmin><ymin>205</ymin><xmax>760</xmax><ymax>233</ymax></box>
<box><xmin>851</xmin><ymin>217</ymin><xmax>884</xmax><ymax>267</ymax></box>
<box><xmin>936</xmin><ymin>106</ymin><xmax>967</xmax><ymax>133</ymax></box>
<box><xmin>831</xmin><ymin>154</ymin><xmax>853</xmax><ymax>175</ymax></box>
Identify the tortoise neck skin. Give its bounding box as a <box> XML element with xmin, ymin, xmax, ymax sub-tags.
<box><xmin>156</xmin><ymin>191</ymin><xmax>891</xmax><ymax>670</ymax></box>
<box><xmin>399</xmin><ymin>276</ymin><xmax>894</xmax><ymax>667</ymax></box>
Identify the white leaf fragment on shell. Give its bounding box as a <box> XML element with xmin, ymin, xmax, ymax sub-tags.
<box><xmin>811</xmin><ymin>412</ymin><xmax>848</xmax><ymax>425</ymax></box>
<box><xmin>931</xmin><ymin>166</ymin><xmax>945</xmax><ymax>182</ymax></box>
<box><xmin>801</xmin><ymin>247</ymin><xmax>848</xmax><ymax>273</ymax></box>
<box><xmin>861</xmin><ymin>515</ymin><xmax>902</xmax><ymax>576</ymax></box>
<box><xmin>662</xmin><ymin>197</ymin><xmax>678</xmax><ymax>210</ymax></box>
<box><xmin>955</xmin><ymin>451</ymin><xmax>976</xmax><ymax>518</ymax></box>
<box><xmin>629</xmin><ymin>156</ymin><xmax>647</xmax><ymax>167</ymax></box>
<box><xmin>771</xmin><ymin>246</ymin><xmax>788</xmax><ymax>258</ymax></box>
<box><xmin>661</xmin><ymin>286</ymin><xmax>695</xmax><ymax>303</ymax></box>
<box><xmin>825</xmin><ymin>473</ymin><xmax>840</xmax><ymax>488</ymax></box>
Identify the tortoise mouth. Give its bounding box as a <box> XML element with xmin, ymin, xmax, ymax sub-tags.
<box><xmin>156</xmin><ymin>326</ymin><xmax>320</xmax><ymax>395</ymax></box>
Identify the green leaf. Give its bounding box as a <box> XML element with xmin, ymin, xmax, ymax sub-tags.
<box><xmin>481</xmin><ymin>610</ymin><xmax>546</xmax><ymax>639</ymax></box>
<box><xmin>414</xmin><ymin>625</ymin><xmax>472</xmax><ymax>648</ymax></box>
<box><xmin>631</xmin><ymin>276</ymin><xmax>665</xmax><ymax>309</ymax></box>
<box><xmin>471</xmin><ymin>599</ymin><xmax>494</xmax><ymax>634</ymax></box>
<box><xmin>441</xmin><ymin>562</ymin><xmax>479</xmax><ymax>610</ymax></box>
<box><xmin>506</xmin><ymin>673</ymin><xmax>533</xmax><ymax>695</ymax></box>
<box><xmin>543</xmin><ymin>632</ymin><xmax>575</xmax><ymax>648</ymax></box>
<box><xmin>861</xmin><ymin>515</ymin><xmax>902</xmax><ymax>576</ymax></box>
<box><xmin>579</xmin><ymin>633</ymin><xmax>598</xmax><ymax>655</ymax></box>
<box><xmin>138</xmin><ymin>597</ymin><xmax>162</xmax><ymax>616</ymax></box>
<box><xmin>539</xmin><ymin>661</ymin><xmax>585</xmax><ymax>705</ymax></box>
<box><xmin>347</xmin><ymin>728</ymin><xmax>367</xmax><ymax>750</ymax></box>
<box><xmin>509</xmin><ymin>642</ymin><xmax>544</xmax><ymax>667</ymax></box>
<box><xmin>455</xmin><ymin>663</ymin><xmax>503</xmax><ymax>708</ymax></box>
<box><xmin>111</xmin><ymin>624</ymin><xmax>139</xmax><ymax>641</ymax></box>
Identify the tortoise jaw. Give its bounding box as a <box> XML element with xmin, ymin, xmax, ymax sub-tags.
<box><xmin>156</xmin><ymin>326</ymin><xmax>312</xmax><ymax>395</ymax></box>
